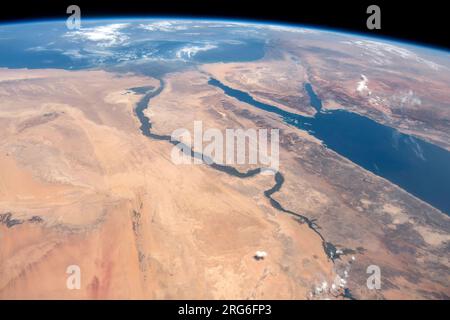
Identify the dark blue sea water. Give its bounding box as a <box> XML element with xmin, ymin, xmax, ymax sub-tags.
<box><xmin>208</xmin><ymin>78</ymin><xmax>450</xmax><ymax>215</ymax></box>
<box><xmin>0</xmin><ymin>22</ymin><xmax>266</xmax><ymax>69</ymax></box>
<box><xmin>304</xmin><ymin>83</ymin><xmax>322</xmax><ymax>112</ymax></box>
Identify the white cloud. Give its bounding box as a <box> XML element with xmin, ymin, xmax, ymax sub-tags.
<box><xmin>25</xmin><ymin>46</ymin><xmax>48</xmax><ymax>52</ymax></box>
<box><xmin>62</xmin><ymin>49</ymin><xmax>84</xmax><ymax>59</ymax></box>
<box><xmin>139</xmin><ymin>21</ymin><xmax>188</xmax><ymax>32</ymax></box>
<box><xmin>393</xmin><ymin>89</ymin><xmax>422</xmax><ymax>107</ymax></box>
<box><xmin>64</xmin><ymin>23</ymin><xmax>130</xmax><ymax>47</ymax></box>
<box><xmin>175</xmin><ymin>43</ymin><xmax>217</xmax><ymax>59</ymax></box>
<box><xmin>342</xmin><ymin>39</ymin><xmax>442</xmax><ymax>70</ymax></box>
<box><xmin>256</xmin><ymin>24</ymin><xmax>318</xmax><ymax>34</ymax></box>
<box><xmin>356</xmin><ymin>74</ymin><xmax>371</xmax><ymax>95</ymax></box>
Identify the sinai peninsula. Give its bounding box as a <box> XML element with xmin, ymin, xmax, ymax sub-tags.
<box><xmin>0</xmin><ymin>19</ymin><xmax>449</xmax><ymax>299</ymax></box>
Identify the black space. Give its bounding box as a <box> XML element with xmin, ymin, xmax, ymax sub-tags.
<box><xmin>0</xmin><ymin>0</ymin><xmax>448</xmax><ymax>50</ymax></box>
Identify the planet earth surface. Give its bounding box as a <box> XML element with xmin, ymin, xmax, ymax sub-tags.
<box><xmin>0</xmin><ymin>19</ymin><xmax>449</xmax><ymax>299</ymax></box>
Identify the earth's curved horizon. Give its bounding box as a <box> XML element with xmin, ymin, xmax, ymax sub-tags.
<box><xmin>0</xmin><ymin>18</ymin><xmax>449</xmax><ymax>300</ymax></box>
<box><xmin>2</xmin><ymin>17</ymin><xmax>449</xmax><ymax>53</ymax></box>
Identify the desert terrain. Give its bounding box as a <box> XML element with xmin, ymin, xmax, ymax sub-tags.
<box><xmin>0</xmin><ymin>40</ymin><xmax>449</xmax><ymax>299</ymax></box>
<box><xmin>141</xmin><ymin>67</ymin><xmax>450</xmax><ymax>299</ymax></box>
<box><xmin>0</xmin><ymin>68</ymin><xmax>338</xmax><ymax>299</ymax></box>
